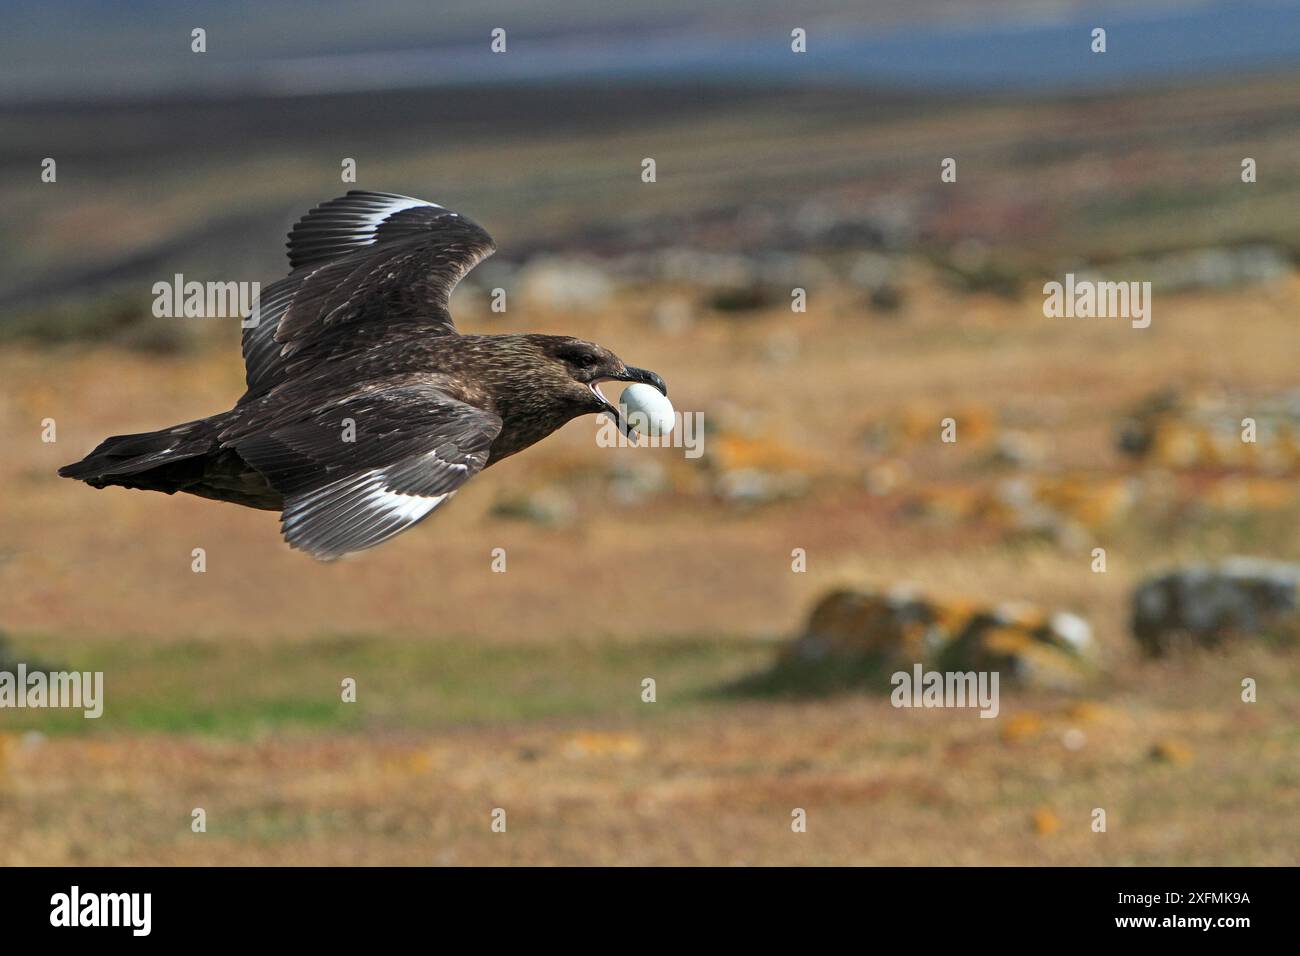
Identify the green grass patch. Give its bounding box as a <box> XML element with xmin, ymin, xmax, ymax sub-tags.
<box><xmin>0</xmin><ymin>633</ymin><xmax>776</xmax><ymax>738</ymax></box>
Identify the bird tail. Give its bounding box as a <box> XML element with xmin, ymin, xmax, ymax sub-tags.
<box><xmin>58</xmin><ymin>418</ymin><xmax>218</xmax><ymax>493</ymax></box>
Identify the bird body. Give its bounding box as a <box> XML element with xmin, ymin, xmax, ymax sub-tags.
<box><xmin>60</xmin><ymin>192</ymin><xmax>668</xmax><ymax>559</ymax></box>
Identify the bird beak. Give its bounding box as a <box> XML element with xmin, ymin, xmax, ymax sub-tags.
<box><xmin>591</xmin><ymin>366</ymin><xmax>668</xmax><ymax>440</ymax></box>
<box><xmin>616</xmin><ymin>366</ymin><xmax>668</xmax><ymax>398</ymax></box>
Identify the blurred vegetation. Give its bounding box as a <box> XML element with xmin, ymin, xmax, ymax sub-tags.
<box><xmin>0</xmin><ymin>634</ymin><xmax>774</xmax><ymax>737</ymax></box>
<box><xmin>1</xmin><ymin>291</ymin><xmax>195</xmax><ymax>353</ymax></box>
<box><xmin>3</xmin><ymin>72</ymin><xmax>1299</xmax><ymax>349</ymax></box>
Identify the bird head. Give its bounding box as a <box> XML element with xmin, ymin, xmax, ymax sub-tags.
<box><xmin>535</xmin><ymin>335</ymin><xmax>668</xmax><ymax>439</ymax></box>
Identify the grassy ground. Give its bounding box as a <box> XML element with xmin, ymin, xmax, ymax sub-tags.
<box><xmin>4</xmin><ymin>70</ymin><xmax>1299</xmax><ymax>863</ymax></box>
<box><xmin>2</xmin><ymin>271</ymin><xmax>1298</xmax><ymax>864</ymax></box>
<box><xmin>1</xmin><ymin>632</ymin><xmax>1295</xmax><ymax>865</ymax></box>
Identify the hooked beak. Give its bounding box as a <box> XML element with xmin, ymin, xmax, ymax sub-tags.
<box><xmin>616</xmin><ymin>366</ymin><xmax>667</xmax><ymax>397</ymax></box>
<box><xmin>590</xmin><ymin>366</ymin><xmax>668</xmax><ymax>440</ymax></box>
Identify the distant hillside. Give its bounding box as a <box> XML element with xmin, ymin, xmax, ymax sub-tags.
<box><xmin>2</xmin><ymin>71</ymin><xmax>1297</xmax><ymax>321</ymax></box>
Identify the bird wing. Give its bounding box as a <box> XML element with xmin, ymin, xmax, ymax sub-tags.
<box><xmin>229</xmin><ymin>383</ymin><xmax>502</xmax><ymax>560</ymax></box>
<box><xmin>241</xmin><ymin>191</ymin><xmax>495</xmax><ymax>395</ymax></box>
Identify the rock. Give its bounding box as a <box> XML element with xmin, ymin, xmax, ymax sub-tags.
<box><xmin>788</xmin><ymin>588</ymin><xmax>1096</xmax><ymax>690</ymax></box>
<box><xmin>1132</xmin><ymin>557</ymin><xmax>1300</xmax><ymax>655</ymax></box>
<box><xmin>936</xmin><ymin>605</ymin><xmax>1099</xmax><ymax>690</ymax></box>
<box><xmin>1104</xmin><ymin>245</ymin><xmax>1290</xmax><ymax>296</ymax></box>
<box><xmin>848</xmin><ymin>253</ymin><xmax>905</xmax><ymax>312</ymax></box>
<box><xmin>1027</xmin><ymin>475</ymin><xmax>1137</xmax><ymax>529</ymax></box>
<box><xmin>706</xmin><ymin>432</ymin><xmax>813</xmax><ymax>507</ymax></box>
<box><xmin>864</xmin><ymin>403</ymin><xmax>998</xmax><ymax>455</ymax></box>
<box><xmin>1119</xmin><ymin>387</ymin><xmax>1300</xmax><ymax>475</ymax></box>
<box><xmin>903</xmin><ymin>473</ymin><xmax>1130</xmax><ymax>545</ymax></box>
<box><xmin>788</xmin><ymin>587</ymin><xmax>974</xmax><ymax>664</ymax></box>
<box><xmin>848</xmin><ymin>252</ymin><xmax>897</xmax><ymax>292</ymax></box>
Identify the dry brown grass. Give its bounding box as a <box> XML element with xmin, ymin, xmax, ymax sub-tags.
<box><xmin>1</xmin><ymin>644</ymin><xmax>1295</xmax><ymax>865</ymax></box>
<box><xmin>1</xmin><ymin>274</ymin><xmax>1298</xmax><ymax>864</ymax></box>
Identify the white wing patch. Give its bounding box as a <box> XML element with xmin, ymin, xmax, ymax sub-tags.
<box><xmin>350</xmin><ymin>195</ymin><xmax>444</xmax><ymax>241</ymax></box>
<box><xmin>283</xmin><ymin>191</ymin><xmax>462</xmax><ymax>273</ymax></box>
<box><xmin>367</xmin><ymin>486</ymin><xmax>450</xmax><ymax>524</ymax></box>
<box><xmin>280</xmin><ymin>466</ymin><xmax>459</xmax><ymax>559</ymax></box>
<box><xmin>282</xmin><ymin>474</ymin><xmax>448</xmax><ymax>528</ymax></box>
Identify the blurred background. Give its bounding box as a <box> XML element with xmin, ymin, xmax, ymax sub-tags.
<box><xmin>1</xmin><ymin>0</ymin><xmax>1298</xmax><ymax>864</ymax></box>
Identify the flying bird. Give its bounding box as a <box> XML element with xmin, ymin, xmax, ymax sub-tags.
<box><xmin>59</xmin><ymin>191</ymin><xmax>668</xmax><ymax>559</ymax></box>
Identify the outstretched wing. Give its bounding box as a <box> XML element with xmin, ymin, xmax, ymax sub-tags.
<box><xmin>228</xmin><ymin>383</ymin><xmax>502</xmax><ymax>560</ymax></box>
<box><xmin>241</xmin><ymin>191</ymin><xmax>495</xmax><ymax>396</ymax></box>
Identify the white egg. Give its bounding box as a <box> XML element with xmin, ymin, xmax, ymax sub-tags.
<box><xmin>619</xmin><ymin>383</ymin><xmax>675</xmax><ymax>438</ymax></box>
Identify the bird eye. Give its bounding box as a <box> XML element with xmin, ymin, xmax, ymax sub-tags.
<box><xmin>570</xmin><ymin>352</ymin><xmax>597</xmax><ymax>368</ymax></box>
